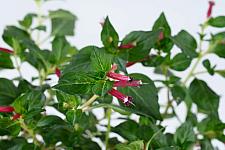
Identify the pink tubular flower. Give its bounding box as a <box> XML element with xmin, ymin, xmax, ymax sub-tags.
<box><xmin>55</xmin><ymin>67</ymin><xmax>61</xmax><ymax>78</ymax></box>
<box><xmin>207</xmin><ymin>1</ymin><xmax>215</xmax><ymax>18</ymax></box>
<box><xmin>12</xmin><ymin>113</ymin><xmax>21</xmax><ymax>120</ymax></box>
<box><xmin>107</xmin><ymin>72</ymin><xmax>132</xmax><ymax>81</ymax></box>
<box><xmin>118</xmin><ymin>43</ymin><xmax>135</xmax><ymax>49</ymax></box>
<box><xmin>0</xmin><ymin>106</ymin><xmax>14</xmax><ymax>113</ymax></box>
<box><xmin>108</xmin><ymin>88</ymin><xmax>133</xmax><ymax>106</ymax></box>
<box><xmin>113</xmin><ymin>80</ymin><xmax>142</xmax><ymax>87</ymax></box>
<box><xmin>0</xmin><ymin>47</ymin><xmax>14</xmax><ymax>54</ymax></box>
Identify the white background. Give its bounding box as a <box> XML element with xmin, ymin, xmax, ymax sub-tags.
<box><xmin>0</xmin><ymin>0</ymin><xmax>225</xmax><ymax>149</ymax></box>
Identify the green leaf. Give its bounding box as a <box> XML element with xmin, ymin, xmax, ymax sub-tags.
<box><xmin>121</xmin><ymin>30</ymin><xmax>161</xmax><ymax>61</ymax></box>
<box><xmin>209</xmin><ymin>32</ymin><xmax>225</xmax><ymax>58</ymax></box>
<box><xmin>0</xmin><ymin>118</ymin><xmax>21</xmax><ymax>136</ymax></box>
<box><xmin>208</xmin><ymin>16</ymin><xmax>225</xmax><ymax>28</ymax></box>
<box><xmin>215</xmin><ymin>69</ymin><xmax>225</xmax><ymax>78</ymax></box>
<box><xmin>152</xmin><ymin>12</ymin><xmax>171</xmax><ymax>36</ymax></box>
<box><xmin>0</xmin><ymin>78</ymin><xmax>18</xmax><ymax>105</ymax></box>
<box><xmin>19</xmin><ymin>13</ymin><xmax>37</xmax><ymax>29</ymax></box>
<box><xmin>119</xmin><ymin>73</ymin><xmax>161</xmax><ymax>120</ymax></box>
<box><xmin>171</xmin><ymin>30</ymin><xmax>198</xmax><ymax>58</ymax></box>
<box><xmin>0</xmin><ymin>137</ymin><xmax>36</xmax><ymax>150</ymax></box>
<box><xmin>112</xmin><ymin>120</ymin><xmax>139</xmax><ymax>141</ymax></box>
<box><xmin>171</xmin><ymin>85</ymin><xmax>186</xmax><ymax>103</ymax></box>
<box><xmin>37</xmin><ymin>115</ymin><xmax>67</xmax><ymax>127</ymax></box>
<box><xmin>90</xmin><ymin>47</ymin><xmax>113</xmax><ymax>72</ymax></box>
<box><xmin>51</xmin><ymin>36</ymin><xmax>77</xmax><ymax>65</ymax></box>
<box><xmin>56</xmin><ymin>91</ymin><xmax>81</xmax><ymax>109</ymax></box>
<box><xmin>54</xmin><ymin>72</ymin><xmax>97</xmax><ymax>95</ymax></box>
<box><xmin>12</xmin><ymin>91</ymin><xmax>45</xmax><ymax>114</ymax></box>
<box><xmin>32</xmin><ymin>25</ymin><xmax>47</xmax><ymax>31</ymax></box>
<box><xmin>170</xmin><ymin>53</ymin><xmax>191</xmax><ymax>71</ymax></box>
<box><xmin>101</xmin><ymin>16</ymin><xmax>119</xmax><ymax>49</ymax></box>
<box><xmin>115</xmin><ymin>140</ymin><xmax>144</xmax><ymax>150</ymax></box>
<box><xmin>197</xmin><ymin>116</ymin><xmax>225</xmax><ymax>141</ymax></box>
<box><xmin>0</xmin><ymin>51</ymin><xmax>14</xmax><ymax>69</ymax></box>
<box><xmin>174</xmin><ymin>122</ymin><xmax>195</xmax><ymax>148</ymax></box>
<box><xmin>92</xmin><ymin>81</ymin><xmax>113</xmax><ymax>96</ymax></box>
<box><xmin>189</xmin><ymin>78</ymin><xmax>219</xmax><ymax>114</ymax></box>
<box><xmin>202</xmin><ymin>59</ymin><xmax>215</xmax><ymax>75</ymax></box>
<box><xmin>200</xmin><ymin>139</ymin><xmax>214</xmax><ymax>150</ymax></box>
<box><xmin>49</xmin><ymin>9</ymin><xmax>77</xmax><ymax>36</ymax></box>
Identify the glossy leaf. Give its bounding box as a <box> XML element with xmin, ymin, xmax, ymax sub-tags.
<box><xmin>0</xmin><ymin>51</ymin><xmax>14</xmax><ymax>69</ymax></box>
<box><xmin>171</xmin><ymin>30</ymin><xmax>198</xmax><ymax>58</ymax></box>
<box><xmin>189</xmin><ymin>78</ymin><xmax>219</xmax><ymax>114</ymax></box>
<box><xmin>119</xmin><ymin>73</ymin><xmax>161</xmax><ymax>120</ymax></box>
<box><xmin>152</xmin><ymin>12</ymin><xmax>171</xmax><ymax>36</ymax></box>
<box><xmin>0</xmin><ymin>78</ymin><xmax>18</xmax><ymax>105</ymax></box>
<box><xmin>208</xmin><ymin>16</ymin><xmax>225</xmax><ymax>28</ymax></box>
<box><xmin>101</xmin><ymin>16</ymin><xmax>119</xmax><ymax>49</ymax></box>
<box><xmin>49</xmin><ymin>9</ymin><xmax>77</xmax><ymax>36</ymax></box>
<box><xmin>115</xmin><ymin>140</ymin><xmax>144</xmax><ymax>150</ymax></box>
<box><xmin>170</xmin><ymin>53</ymin><xmax>191</xmax><ymax>71</ymax></box>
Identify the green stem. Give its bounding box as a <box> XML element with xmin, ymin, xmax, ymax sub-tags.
<box><xmin>35</xmin><ymin>0</ymin><xmax>43</xmax><ymax>45</ymax></box>
<box><xmin>78</xmin><ymin>95</ymin><xmax>99</xmax><ymax>111</ymax></box>
<box><xmin>145</xmin><ymin>127</ymin><xmax>164</xmax><ymax>150</ymax></box>
<box><xmin>19</xmin><ymin>118</ymin><xmax>41</xmax><ymax>147</ymax></box>
<box><xmin>13</xmin><ymin>55</ymin><xmax>23</xmax><ymax>78</ymax></box>
<box><xmin>105</xmin><ymin>108</ymin><xmax>111</xmax><ymax>150</ymax></box>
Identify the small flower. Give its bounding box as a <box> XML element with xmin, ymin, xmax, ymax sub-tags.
<box><xmin>55</xmin><ymin>67</ymin><xmax>61</xmax><ymax>78</ymax></box>
<box><xmin>107</xmin><ymin>64</ymin><xmax>132</xmax><ymax>81</ymax></box>
<box><xmin>207</xmin><ymin>1</ymin><xmax>215</xmax><ymax>18</ymax></box>
<box><xmin>12</xmin><ymin>113</ymin><xmax>21</xmax><ymax>120</ymax></box>
<box><xmin>108</xmin><ymin>88</ymin><xmax>133</xmax><ymax>106</ymax></box>
<box><xmin>107</xmin><ymin>72</ymin><xmax>132</xmax><ymax>81</ymax></box>
<box><xmin>0</xmin><ymin>47</ymin><xmax>14</xmax><ymax>54</ymax></box>
<box><xmin>113</xmin><ymin>80</ymin><xmax>142</xmax><ymax>87</ymax></box>
<box><xmin>0</xmin><ymin>106</ymin><xmax>14</xmax><ymax>113</ymax></box>
<box><xmin>118</xmin><ymin>43</ymin><xmax>135</xmax><ymax>49</ymax></box>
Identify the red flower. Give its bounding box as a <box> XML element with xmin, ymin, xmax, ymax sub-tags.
<box><xmin>113</xmin><ymin>80</ymin><xmax>142</xmax><ymax>87</ymax></box>
<box><xmin>108</xmin><ymin>88</ymin><xmax>133</xmax><ymax>106</ymax></box>
<box><xmin>0</xmin><ymin>106</ymin><xmax>14</xmax><ymax>113</ymax></box>
<box><xmin>12</xmin><ymin>113</ymin><xmax>21</xmax><ymax>120</ymax></box>
<box><xmin>107</xmin><ymin>65</ymin><xmax>132</xmax><ymax>81</ymax></box>
<box><xmin>55</xmin><ymin>67</ymin><xmax>61</xmax><ymax>78</ymax></box>
<box><xmin>0</xmin><ymin>47</ymin><xmax>14</xmax><ymax>54</ymax></box>
<box><xmin>207</xmin><ymin>1</ymin><xmax>215</xmax><ymax>18</ymax></box>
<box><xmin>118</xmin><ymin>43</ymin><xmax>135</xmax><ymax>49</ymax></box>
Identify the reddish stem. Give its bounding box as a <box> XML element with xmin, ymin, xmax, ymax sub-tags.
<box><xmin>12</xmin><ymin>113</ymin><xmax>21</xmax><ymax>120</ymax></box>
<box><xmin>118</xmin><ymin>43</ymin><xmax>135</xmax><ymax>49</ymax></box>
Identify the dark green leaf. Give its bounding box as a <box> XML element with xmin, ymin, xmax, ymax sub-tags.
<box><xmin>171</xmin><ymin>85</ymin><xmax>186</xmax><ymax>102</ymax></box>
<box><xmin>174</xmin><ymin>122</ymin><xmax>195</xmax><ymax>148</ymax></box>
<box><xmin>189</xmin><ymin>78</ymin><xmax>219</xmax><ymax>114</ymax></box>
<box><xmin>208</xmin><ymin>16</ymin><xmax>225</xmax><ymax>28</ymax></box>
<box><xmin>200</xmin><ymin>139</ymin><xmax>214</xmax><ymax>150</ymax></box>
<box><xmin>54</xmin><ymin>72</ymin><xmax>97</xmax><ymax>95</ymax></box>
<box><xmin>152</xmin><ymin>12</ymin><xmax>171</xmax><ymax>36</ymax></box>
<box><xmin>92</xmin><ymin>81</ymin><xmax>113</xmax><ymax>96</ymax></box>
<box><xmin>49</xmin><ymin>9</ymin><xmax>77</xmax><ymax>36</ymax></box>
<box><xmin>202</xmin><ymin>59</ymin><xmax>215</xmax><ymax>75</ymax></box>
<box><xmin>0</xmin><ymin>78</ymin><xmax>18</xmax><ymax>105</ymax></box>
<box><xmin>170</xmin><ymin>53</ymin><xmax>191</xmax><ymax>71</ymax></box>
<box><xmin>121</xmin><ymin>30</ymin><xmax>161</xmax><ymax>61</ymax></box>
<box><xmin>0</xmin><ymin>118</ymin><xmax>20</xmax><ymax>136</ymax></box>
<box><xmin>101</xmin><ymin>16</ymin><xmax>119</xmax><ymax>49</ymax></box>
<box><xmin>56</xmin><ymin>91</ymin><xmax>81</xmax><ymax>109</ymax></box>
<box><xmin>90</xmin><ymin>47</ymin><xmax>113</xmax><ymax>72</ymax></box>
<box><xmin>209</xmin><ymin>32</ymin><xmax>225</xmax><ymax>58</ymax></box>
<box><xmin>171</xmin><ymin>30</ymin><xmax>198</xmax><ymax>58</ymax></box>
<box><xmin>0</xmin><ymin>51</ymin><xmax>14</xmax><ymax>69</ymax></box>
<box><xmin>115</xmin><ymin>140</ymin><xmax>144</xmax><ymax>150</ymax></box>
<box><xmin>12</xmin><ymin>91</ymin><xmax>45</xmax><ymax>114</ymax></box>
<box><xmin>119</xmin><ymin>73</ymin><xmax>161</xmax><ymax>120</ymax></box>
<box><xmin>19</xmin><ymin>13</ymin><xmax>37</xmax><ymax>29</ymax></box>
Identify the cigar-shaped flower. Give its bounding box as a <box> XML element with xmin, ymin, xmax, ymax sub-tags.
<box><xmin>55</xmin><ymin>67</ymin><xmax>61</xmax><ymax>78</ymax></box>
<box><xmin>0</xmin><ymin>47</ymin><xmax>14</xmax><ymax>54</ymax></box>
<box><xmin>113</xmin><ymin>80</ymin><xmax>142</xmax><ymax>87</ymax></box>
<box><xmin>207</xmin><ymin>1</ymin><xmax>215</xmax><ymax>18</ymax></box>
<box><xmin>108</xmin><ymin>88</ymin><xmax>133</xmax><ymax>106</ymax></box>
<box><xmin>0</xmin><ymin>106</ymin><xmax>14</xmax><ymax>112</ymax></box>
